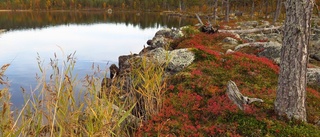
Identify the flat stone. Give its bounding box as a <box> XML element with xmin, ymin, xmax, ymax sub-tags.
<box><xmin>147</xmin><ymin>47</ymin><xmax>195</xmax><ymax>73</ymax></box>
<box><xmin>235</xmin><ymin>41</ymin><xmax>282</xmax><ymax>64</ymax></box>
<box><xmin>223</xmin><ymin>37</ymin><xmax>238</xmax><ymax>45</ymax></box>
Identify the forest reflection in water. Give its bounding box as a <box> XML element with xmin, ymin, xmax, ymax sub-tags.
<box><xmin>0</xmin><ymin>11</ymin><xmax>198</xmax><ymax>31</ymax></box>
<box><xmin>0</xmin><ymin>11</ymin><xmax>197</xmax><ymax>107</ymax></box>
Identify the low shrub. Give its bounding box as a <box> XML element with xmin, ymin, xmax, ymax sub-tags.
<box><xmin>137</xmin><ymin>32</ymin><xmax>320</xmax><ymax>136</ymax></box>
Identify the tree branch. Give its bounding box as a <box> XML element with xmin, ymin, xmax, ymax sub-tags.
<box><xmin>195</xmin><ymin>13</ymin><xmax>204</xmax><ymax>26</ymax></box>
<box><xmin>218</xmin><ymin>26</ymin><xmax>282</xmax><ymax>34</ymax></box>
<box><xmin>226</xmin><ymin>80</ymin><xmax>264</xmax><ymax>110</ymax></box>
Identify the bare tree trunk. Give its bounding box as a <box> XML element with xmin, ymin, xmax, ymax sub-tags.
<box><xmin>273</xmin><ymin>0</ymin><xmax>282</xmax><ymax>24</ymax></box>
<box><xmin>243</xmin><ymin>0</ymin><xmax>246</xmax><ymax>10</ymax></box>
<box><xmin>213</xmin><ymin>0</ymin><xmax>218</xmax><ymax>25</ymax></box>
<box><xmin>258</xmin><ymin>1</ymin><xmax>263</xmax><ymax>16</ymax></box>
<box><xmin>179</xmin><ymin>0</ymin><xmax>182</xmax><ymax>11</ymax></box>
<box><xmin>265</xmin><ymin>0</ymin><xmax>269</xmax><ymax>19</ymax></box>
<box><xmin>218</xmin><ymin>26</ymin><xmax>282</xmax><ymax>34</ymax></box>
<box><xmin>250</xmin><ymin>0</ymin><xmax>255</xmax><ymax>19</ymax></box>
<box><xmin>275</xmin><ymin>0</ymin><xmax>314</xmax><ymax>122</ymax></box>
<box><xmin>220</xmin><ymin>0</ymin><xmax>224</xmax><ymax>15</ymax></box>
<box><xmin>225</xmin><ymin>0</ymin><xmax>229</xmax><ymax>22</ymax></box>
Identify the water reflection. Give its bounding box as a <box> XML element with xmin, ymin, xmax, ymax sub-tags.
<box><xmin>0</xmin><ymin>23</ymin><xmax>156</xmax><ymax>107</ymax></box>
<box><xmin>0</xmin><ymin>11</ymin><xmax>197</xmax><ymax>31</ymax></box>
<box><xmin>0</xmin><ymin>11</ymin><xmax>197</xmax><ymax>108</ymax></box>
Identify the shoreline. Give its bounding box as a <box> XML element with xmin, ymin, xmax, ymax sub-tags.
<box><xmin>0</xmin><ymin>9</ymin><xmax>144</xmax><ymax>13</ymax></box>
<box><xmin>0</xmin><ymin>9</ymin><xmax>205</xmax><ymax>18</ymax></box>
<box><xmin>0</xmin><ymin>9</ymin><xmax>33</xmax><ymax>12</ymax></box>
<box><xmin>0</xmin><ymin>29</ymin><xmax>6</xmax><ymax>33</ymax></box>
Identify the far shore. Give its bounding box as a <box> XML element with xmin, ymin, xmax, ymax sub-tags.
<box><xmin>0</xmin><ymin>9</ymin><xmax>33</xmax><ymax>12</ymax></box>
<box><xmin>0</xmin><ymin>9</ymin><xmax>183</xmax><ymax>14</ymax></box>
<box><xmin>0</xmin><ymin>9</ymin><xmax>110</xmax><ymax>12</ymax></box>
<box><xmin>0</xmin><ymin>9</ymin><xmax>140</xmax><ymax>12</ymax></box>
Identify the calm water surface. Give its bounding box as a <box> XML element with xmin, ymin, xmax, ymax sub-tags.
<box><xmin>0</xmin><ymin>11</ymin><xmax>196</xmax><ymax>107</ymax></box>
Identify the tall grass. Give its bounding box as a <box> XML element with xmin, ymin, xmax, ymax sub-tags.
<box><xmin>0</xmin><ymin>64</ymin><xmax>13</xmax><ymax>137</ymax></box>
<box><xmin>129</xmin><ymin>56</ymin><xmax>168</xmax><ymax>119</ymax></box>
<box><xmin>0</xmin><ymin>50</ymin><xmax>168</xmax><ymax>136</ymax></box>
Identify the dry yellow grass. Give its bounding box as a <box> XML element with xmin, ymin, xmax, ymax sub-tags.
<box><xmin>0</xmin><ymin>50</ymin><xmax>168</xmax><ymax>136</ymax></box>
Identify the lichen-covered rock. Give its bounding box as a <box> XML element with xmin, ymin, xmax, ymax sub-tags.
<box><xmin>155</xmin><ymin>28</ymin><xmax>184</xmax><ymax>39</ymax></box>
<box><xmin>307</xmin><ymin>68</ymin><xmax>320</xmax><ymax>85</ymax></box>
<box><xmin>237</xmin><ymin>20</ymin><xmax>271</xmax><ymax>29</ymax></box>
<box><xmin>155</xmin><ymin>28</ymin><xmax>173</xmax><ymax>37</ymax></box>
<box><xmin>146</xmin><ymin>47</ymin><xmax>195</xmax><ymax>73</ymax></box>
<box><xmin>149</xmin><ymin>35</ymin><xmax>169</xmax><ymax>48</ymax></box>
<box><xmin>257</xmin><ymin>41</ymin><xmax>282</xmax><ymax>64</ymax></box>
<box><xmin>235</xmin><ymin>41</ymin><xmax>282</xmax><ymax>64</ymax></box>
<box><xmin>265</xmin><ymin>33</ymin><xmax>282</xmax><ymax>43</ymax></box>
<box><xmin>260</xmin><ymin>20</ymin><xmax>270</xmax><ymax>28</ymax></box>
<box><xmin>234</xmin><ymin>42</ymin><xmax>266</xmax><ymax>51</ymax></box>
<box><xmin>118</xmin><ymin>47</ymin><xmax>194</xmax><ymax>75</ymax></box>
<box><xmin>168</xmin><ymin>48</ymin><xmax>195</xmax><ymax>72</ymax></box>
<box><xmin>223</xmin><ymin>37</ymin><xmax>238</xmax><ymax>45</ymax></box>
<box><xmin>310</xmin><ymin>53</ymin><xmax>320</xmax><ymax>61</ymax></box>
<box><xmin>118</xmin><ymin>54</ymin><xmax>139</xmax><ymax>74</ymax></box>
<box><xmin>240</xmin><ymin>33</ymin><xmax>268</xmax><ymax>42</ymax></box>
<box><xmin>309</xmin><ymin>40</ymin><xmax>320</xmax><ymax>61</ymax></box>
<box><xmin>147</xmin><ymin>28</ymin><xmax>184</xmax><ymax>49</ymax></box>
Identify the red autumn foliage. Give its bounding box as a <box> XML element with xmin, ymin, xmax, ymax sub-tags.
<box><xmin>177</xmin><ymin>32</ymin><xmax>243</xmax><ymax>53</ymax></box>
<box><xmin>137</xmin><ymin>32</ymin><xmax>320</xmax><ymax>136</ymax></box>
<box><xmin>136</xmin><ymin>90</ymin><xmax>243</xmax><ymax>136</ymax></box>
<box><xmin>191</xmin><ymin>69</ymin><xmax>202</xmax><ymax>76</ymax></box>
<box><xmin>168</xmin><ymin>84</ymin><xmax>175</xmax><ymax>91</ymax></box>
<box><xmin>232</xmin><ymin>52</ymin><xmax>279</xmax><ymax>73</ymax></box>
<box><xmin>136</xmin><ymin>92</ymin><xmax>206</xmax><ymax>136</ymax></box>
<box><xmin>206</xmin><ymin>95</ymin><xmax>238</xmax><ymax>115</ymax></box>
<box><xmin>307</xmin><ymin>88</ymin><xmax>320</xmax><ymax>98</ymax></box>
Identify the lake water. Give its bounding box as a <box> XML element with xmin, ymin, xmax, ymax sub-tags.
<box><xmin>0</xmin><ymin>11</ymin><xmax>196</xmax><ymax>107</ymax></box>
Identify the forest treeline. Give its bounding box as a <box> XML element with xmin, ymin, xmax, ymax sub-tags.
<box><xmin>1</xmin><ymin>0</ymin><xmax>320</xmax><ymax>14</ymax></box>
<box><xmin>0</xmin><ymin>11</ymin><xmax>197</xmax><ymax>31</ymax></box>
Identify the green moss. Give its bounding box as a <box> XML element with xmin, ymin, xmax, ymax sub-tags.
<box><xmin>181</xmin><ymin>26</ymin><xmax>200</xmax><ymax>38</ymax></box>
<box><xmin>269</xmin><ymin>121</ymin><xmax>320</xmax><ymax>137</ymax></box>
<box><xmin>220</xmin><ymin>113</ymin><xmax>268</xmax><ymax>136</ymax></box>
<box><xmin>192</xmin><ymin>49</ymin><xmax>217</xmax><ymax>62</ymax></box>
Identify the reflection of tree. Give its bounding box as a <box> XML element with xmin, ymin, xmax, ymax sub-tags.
<box><xmin>0</xmin><ymin>11</ymin><xmax>197</xmax><ymax>31</ymax></box>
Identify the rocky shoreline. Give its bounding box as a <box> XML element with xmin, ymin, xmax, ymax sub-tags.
<box><xmin>100</xmin><ymin>20</ymin><xmax>320</xmax><ymax>117</ymax></box>
<box><xmin>0</xmin><ymin>29</ymin><xmax>6</xmax><ymax>34</ymax></box>
<box><xmin>96</xmin><ymin>21</ymin><xmax>320</xmax><ymax>131</ymax></box>
<box><xmin>212</xmin><ymin>20</ymin><xmax>320</xmax><ymax>85</ymax></box>
<box><xmin>101</xmin><ymin>28</ymin><xmax>195</xmax><ymax>89</ymax></box>
<box><xmin>100</xmin><ymin>27</ymin><xmax>195</xmax><ymax>118</ymax></box>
